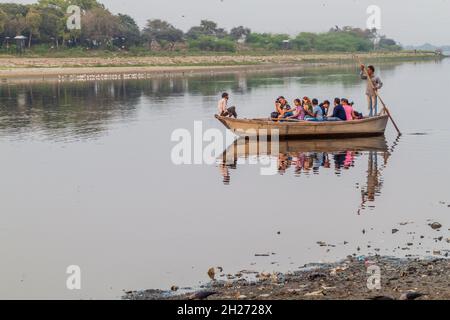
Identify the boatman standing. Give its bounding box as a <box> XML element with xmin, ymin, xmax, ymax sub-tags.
<box><xmin>218</xmin><ymin>92</ymin><xmax>238</xmax><ymax>118</ymax></box>
<box><xmin>360</xmin><ymin>65</ymin><xmax>383</xmax><ymax>117</ymax></box>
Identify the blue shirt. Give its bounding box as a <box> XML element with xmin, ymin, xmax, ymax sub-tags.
<box><xmin>332</xmin><ymin>104</ymin><xmax>347</xmax><ymax>121</ymax></box>
<box><xmin>313</xmin><ymin>105</ymin><xmax>324</xmax><ymax>121</ymax></box>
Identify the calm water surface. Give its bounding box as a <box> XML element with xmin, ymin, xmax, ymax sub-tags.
<box><xmin>0</xmin><ymin>59</ymin><xmax>449</xmax><ymax>299</ymax></box>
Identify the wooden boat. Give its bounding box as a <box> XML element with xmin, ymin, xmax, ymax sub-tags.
<box><xmin>221</xmin><ymin>136</ymin><xmax>388</xmax><ymax>163</ymax></box>
<box><xmin>215</xmin><ymin>114</ymin><xmax>389</xmax><ymax>138</ymax></box>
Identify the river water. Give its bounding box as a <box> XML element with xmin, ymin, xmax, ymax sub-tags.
<box><xmin>0</xmin><ymin>58</ymin><xmax>449</xmax><ymax>299</ymax></box>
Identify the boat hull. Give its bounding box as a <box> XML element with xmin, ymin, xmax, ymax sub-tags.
<box><xmin>215</xmin><ymin>115</ymin><xmax>389</xmax><ymax>138</ymax></box>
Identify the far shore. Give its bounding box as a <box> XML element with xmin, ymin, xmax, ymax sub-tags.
<box><xmin>0</xmin><ymin>51</ymin><xmax>443</xmax><ymax>83</ymax></box>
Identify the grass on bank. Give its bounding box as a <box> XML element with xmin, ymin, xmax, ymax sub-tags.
<box><xmin>0</xmin><ymin>44</ymin><xmax>440</xmax><ymax>59</ymax></box>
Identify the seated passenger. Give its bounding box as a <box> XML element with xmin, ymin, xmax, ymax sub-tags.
<box><xmin>217</xmin><ymin>92</ymin><xmax>237</xmax><ymax>118</ymax></box>
<box><xmin>271</xmin><ymin>96</ymin><xmax>292</xmax><ymax>119</ymax></box>
<box><xmin>342</xmin><ymin>98</ymin><xmax>357</xmax><ymax>121</ymax></box>
<box><xmin>327</xmin><ymin>98</ymin><xmax>347</xmax><ymax>121</ymax></box>
<box><xmin>287</xmin><ymin>98</ymin><xmax>306</xmax><ymax>120</ymax></box>
<box><xmin>305</xmin><ymin>98</ymin><xmax>324</xmax><ymax>121</ymax></box>
<box><xmin>349</xmin><ymin>101</ymin><xmax>364</xmax><ymax>119</ymax></box>
<box><xmin>302</xmin><ymin>97</ymin><xmax>313</xmax><ymax>116</ymax></box>
<box><xmin>320</xmin><ymin>100</ymin><xmax>331</xmax><ymax>118</ymax></box>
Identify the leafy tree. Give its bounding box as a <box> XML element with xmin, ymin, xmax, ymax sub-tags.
<box><xmin>186</xmin><ymin>20</ymin><xmax>226</xmax><ymax>39</ymax></box>
<box><xmin>37</xmin><ymin>5</ymin><xmax>66</xmax><ymax>47</ymax></box>
<box><xmin>230</xmin><ymin>26</ymin><xmax>251</xmax><ymax>40</ymax></box>
<box><xmin>292</xmin><ymin>32</ymin><xmax>317</xmax><ymax>51</ymax></box>
<box><xmin>73</xmin><ymin>0</ymin><xmax>104</xmax><ymax>10</ymax></box>
<box><xmin>0</xmin><ymin>3</ymin><xmax>28</xmax><ymax>37</ymax></box>
<box><xmin>199</xmin><ymin>20</ymin><xmax>217</xmax><ymax>34</ymax></box>
<box><xmin>37</xmin><ymin>0</ymin><xmax>102</xmax><ymax>11</ymax></box>
<box><xmin>142</xmin><ymin>19</ymin><xmax>183</xmax><ymax>49</ymax></box>
<box><xmin>215</xmin><ymin>27</ymin><xmax>228</xmax><ymax>39</ymax></box>
<box><xmin>116</xmin><ymin>14</ymin><xmax>141</xmax><ymax>47</ymax></box>
<box><xmin>0</xmin><ymin>9</ymin><xmax>7</xmax><ymax>35</ymax></box>
<box><xmin>0</xmin><ymin>1</ymin><xmax>403</xmax><ymax>53</ymax></box>
<box><xmin>246</xmin><ymin>33</ymin><xmax>290</xmax><ymax>50</ymax></box>
<box><xmin>0</xmin><ymin>3</ymin><xmax>28</xmax><ymax>17</ymax></box>
<box><xmin>81</xmin><ymin>7</ymin><xmax>120</xmax><ymax>48</ymax></box>
<box><xmin>24</xmin><ymin>6</ymin><xmax>42</xmax><ymax>47</ymax></box>
<box><xmin>378</xmin><ymin>36</ymin><xmax>401</xmax><ymax>51</ymax></box>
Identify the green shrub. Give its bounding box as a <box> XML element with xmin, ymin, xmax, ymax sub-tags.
<box><xmin>188</xmin><ymin>36</ymin><xmax>236</xmax><ymax>52</ymax></box>
<box><xmin>314</xmin><ymin>32</ymin><xmax>373</xmax><ymax>52</ymax></box>
<box><xmin>246</xmin><ymin>33</ymin><xmax>290</xmax><ymax>50</ymax></box>
<box><xmin>292</xmin><ymin>32</ymin><xmax>317</xmax><ymax>51</ymax></box>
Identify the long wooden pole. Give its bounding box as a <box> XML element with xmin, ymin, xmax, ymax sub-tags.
<box><xmin>353</xmin><ymin>55</ymin><xmax>402</xmax><ymax>135</ymax></box>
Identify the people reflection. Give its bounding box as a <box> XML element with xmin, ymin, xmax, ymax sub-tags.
<box><xmin>218</xmin><ymin>138</ymin><xmax>391</xmax><ymax>214</ymax></box>
<box><xmin>218</xmin><ymin>161</ymin><xmax>236</xmax><ymax>185</ymax></box>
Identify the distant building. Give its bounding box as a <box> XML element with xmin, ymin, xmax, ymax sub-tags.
<box><xmin>14</xmin><ymin>35</ymin><xmax>27</xmax><ymax>54</ymax></box>
<box><xmin>282</xmin><ymin>39</ymin><xmax>291</xmax><ymax>50</ymax></box>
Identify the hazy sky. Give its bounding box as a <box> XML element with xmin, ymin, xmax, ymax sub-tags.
<box><xmin>5</xmin><ymin>0</ymin><xmax>450</xmax><ymax>45</ymax></box>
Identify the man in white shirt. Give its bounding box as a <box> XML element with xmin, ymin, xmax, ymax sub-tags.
<box><xmin>217</xmin><ymin>92</ymin><xmax>237</xmax><ymax>118</ymax></box>
<box><xmin>360</xmin><ymin>65</ymin><xmax>383</xmax><ymax>117</ymax></box>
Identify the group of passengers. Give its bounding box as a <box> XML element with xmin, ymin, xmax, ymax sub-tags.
<box><xmin>217</xmin><ymin>64</ymin><xmax>384</xmax><ymax>121</ymax></box>
<box><xmin>271</xmin><ymin>96</ymin><xmax>363</xmax><ymax>122</ymax></box>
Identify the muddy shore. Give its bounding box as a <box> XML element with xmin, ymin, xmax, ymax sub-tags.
<box><xmin>124</xmin><ymin>217</ymin><xmax>450</xmax><ymax>301</ymax></box>
<box><xmin>0</xmin><ymin>51</ymin><xmax>440</xmax><ymax>83</ymax></box>
<box><xmin>123</xmin><ymin>256</ymin><xmax>450</xmax><ymax>300</ymax></box>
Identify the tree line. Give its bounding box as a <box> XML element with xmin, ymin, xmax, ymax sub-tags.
<box><xmin>0</xmin><ymin>0</ymin><xmax>402</xmax><ymax>53</ymax></box>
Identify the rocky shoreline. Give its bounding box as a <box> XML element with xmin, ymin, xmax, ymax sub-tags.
<box><xmin>124</xmin><ymin>218</ymin><xmax>450</xmax><ymax>301</ymax></box>
<box><xmin>123</xmin><ymin>256</ymin><xmax>450</xmax><ymax>300</ymax></box>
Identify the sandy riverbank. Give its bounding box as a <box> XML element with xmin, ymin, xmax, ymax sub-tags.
<box><xmin>0</xmin><ymin>51</ymin><xmax>441</xmax><ymax>83</ymax></box>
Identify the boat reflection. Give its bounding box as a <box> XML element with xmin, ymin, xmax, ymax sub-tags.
<box><xmin>219</xmin><ymin>136</ymin><xmax>392</xmax><ymax>212</ymax></box>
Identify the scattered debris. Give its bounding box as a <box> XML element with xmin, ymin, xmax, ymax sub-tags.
<box><xmin>304</xmin><ymin>290</ymin><xmax>325</xmax><ymax>297</ymax></box>
<box><xmin>124</xmin><ymin>257</ymin><xmax>450</xmax><ymax>300</ymax></box>
<box><xmin>369</xmin><ymin>296</ymin><xmax>395</xmax><ymax>300</ymax></box>
<box><xmin>400</xmin><ymin>291</ymin><xmax>425</xmax><ymax>301</ymax></box>
<box><xmin>321</xmin><ymin>285</ymin><xmax>336</xmax><ymax>290</ymax></box>
<box><xmin>308</xmin><ymin>272</ymin><xmax>327</xmax><ymax>281</ymax></box>
<box><xmin>330</xmin><ymin>266</ymin><xmax>348</xmax><ymax>276</ymax></box>
<box><xmin>207</xmin><ymin>267</ymin><xmax>215</xmax><ymax>280</ymax></box>
<box><xmin>430</xmin><ymin>222</ymin><xmax>442</xmax><ymax>230</ymax></box>
<box><xmin>189</xmin><ymin>291</ymin><xmax>217</xmax><ymax>300</ymax></box>
<box><xmin>239</xmin><ymin>270</ymin><xmax>259</xmax><ymax>275</ymax></box>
